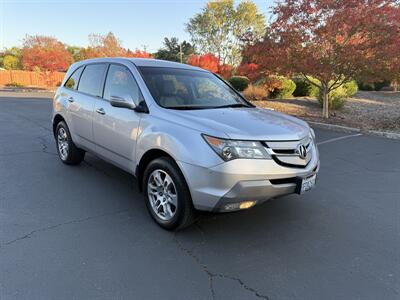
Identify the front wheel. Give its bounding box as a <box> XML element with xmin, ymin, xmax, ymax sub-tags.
<box><xmin>143</xmin><ymin>157</ymin><xmax>196</xmax><ymax>230</ymax></box>
<box><xmin>55</xmin><ymin>121</ymin><xmax>85</xmax><ymax>165</ymax></box>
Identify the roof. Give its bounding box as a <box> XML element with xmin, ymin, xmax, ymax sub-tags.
<box><xmin>71</xmin><ymin>57</ymin><xmax>206</xmax><ymax>72</ymax></box>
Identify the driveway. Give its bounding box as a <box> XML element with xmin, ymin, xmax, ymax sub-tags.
<box><xmin>0</xmin><ymin>92</ymin><xmax>399</xmax><ymax>300</ymax></box>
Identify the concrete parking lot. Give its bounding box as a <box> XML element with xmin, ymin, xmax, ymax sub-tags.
<box><xmin>0</xmin><ymin>92</ymin><xmax>399</xmax><ymax>300</ymax></box>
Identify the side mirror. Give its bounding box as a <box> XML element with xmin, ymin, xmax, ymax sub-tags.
<box><xmin>109</xmin><ymin>95</ymin><xmax>136</xmax><ymax>110</ymax></box>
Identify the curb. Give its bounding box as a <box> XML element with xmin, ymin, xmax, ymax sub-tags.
<box><xmin>308</xmin><ymin>121</ymin><xmax>400</xmax><ymax>140</ymax></box>
<box><xmin>0</xmin><ymin>87</ymin><xmax>55</xmax><ymax>93</ymax></box>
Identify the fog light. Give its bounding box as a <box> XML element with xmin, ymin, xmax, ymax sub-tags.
<box><xmin>239</xmin><ymin>201</ymin><xmax>256</xmax><ymax>209</ymax></box>
<box><xmin>224</xmin><ymin>201</ymin><xmax>256</xmax><ymax>211</ymax></box>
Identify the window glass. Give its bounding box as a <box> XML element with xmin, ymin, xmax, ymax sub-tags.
<box><xmin>103</xmin><ymin>64</ymin><xmax>143</xmax><ymax>104</ymax></box>
<box><xmin>138</xmin><ymin>67</ymin><xmax>247</xmax><ymax>109</ymax></box>
<box><xmin>78</xmin><ymin>64</ymin><xmax>107</xmax><ymax>97</ymax></box>
<box><xmin>64</xmin><ymin>66</ymin><xmax>83</xmax><ymax>90</ymax></box>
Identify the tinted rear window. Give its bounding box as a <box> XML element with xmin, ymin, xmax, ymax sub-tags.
<box><xmin>78</xmin><ymin>64</ymin><xmax>107</xmax><ymax>97</ymax></box>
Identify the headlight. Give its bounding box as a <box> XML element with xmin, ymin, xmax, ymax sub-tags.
<box><xmin>202</xmin><ymin>134</ymin><xmax>271</xmax><ymax>161</ymax></box>
<box><xmin>309</xmin><ymin>127</ymin><xmax>316</xmax><ymax>139</ymax></box>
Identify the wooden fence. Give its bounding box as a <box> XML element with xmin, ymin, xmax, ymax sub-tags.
<box><xmin>0</xmin><ymin>70</ymin><xmax>66</xmax><ymax>87</ymax></box>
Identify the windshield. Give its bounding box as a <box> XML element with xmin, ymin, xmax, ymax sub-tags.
<box><xmin>138</xmin><ymin>67</ymin><xmax>251</xmax><ymax>109</ymax></box>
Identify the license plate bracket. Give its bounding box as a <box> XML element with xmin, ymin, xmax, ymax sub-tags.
<box><xmin>295</xmin><ymin>174</ymin><xmax>317</xmax><ymax>195</ymax></box>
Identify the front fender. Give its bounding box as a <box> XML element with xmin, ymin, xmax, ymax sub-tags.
<box><xmin>136</xmin><ymin>115</ymin><xmax>224</xmax><ymax>169</ymax></box>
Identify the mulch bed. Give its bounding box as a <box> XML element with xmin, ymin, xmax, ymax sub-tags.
<box><xmin>252</xmin><ymin>91</ymin><xmax>400</xmax><ymax>134</ymax></box>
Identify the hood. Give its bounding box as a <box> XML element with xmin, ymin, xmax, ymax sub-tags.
<box><xmin>162</xmin><ymin>107</ymin><xmax>310</xmax><ymax>141</ymax></box>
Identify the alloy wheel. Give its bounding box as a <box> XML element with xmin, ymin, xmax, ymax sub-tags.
<box><xmin>57</xmin><ymin>127</ymin><xmax>69</xmax><ymax>160</ymax></box>
<box><xmin>147</xmin><ymin>169</ymin><xmax>178</xmax><ymax>221</ymax></box>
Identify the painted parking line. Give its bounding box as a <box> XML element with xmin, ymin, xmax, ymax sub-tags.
<box><xmin>317</xmin><ymin>133</ymin><xmax>363</xmax><ymax>145</ymax></box>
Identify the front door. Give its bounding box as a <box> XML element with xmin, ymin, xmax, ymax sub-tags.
<box><xmin>93</xmin><ymin>64</ymin><xmax>144</xmax><ymax>173</ymax></box>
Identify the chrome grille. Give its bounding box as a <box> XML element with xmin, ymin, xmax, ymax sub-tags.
<box><xmin>264</xmin><ymin>135</ymin><xmax>313</xmax><ymax>168</ymax></box>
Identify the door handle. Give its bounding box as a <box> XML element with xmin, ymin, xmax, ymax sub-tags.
<box><xmin>67</xmin><ymin>97</ymin><xmax>74</xmax><ymax>103</ymax></box>
<box><xmin>96</xmin><ymin>108</ymin><xmax>106</xmax><ymax>115</ymax></box>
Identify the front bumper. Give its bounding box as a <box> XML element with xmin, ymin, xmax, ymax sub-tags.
<box><xmin>177</xmin><ymin>143</ymin><xmax>319</xmax><ymax>212</ymax></box>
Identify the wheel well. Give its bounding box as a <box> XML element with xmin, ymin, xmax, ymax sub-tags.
<box><xmin>136</xmin><ymin>149</ymin><xmax>174</xmax><ymax>192</ymax></box>
<box><xmin>53</xmin><ymin>114</ymin><xmax>65</xmax><ymax>137</ymax></box>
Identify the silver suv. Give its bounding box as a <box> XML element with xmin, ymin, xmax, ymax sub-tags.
<box><xmin>52</xmin><ymin>58</ymin><xmax>319</xmax><ymax>229</ymax></box>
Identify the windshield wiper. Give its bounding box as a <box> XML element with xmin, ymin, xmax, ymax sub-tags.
<box><xmin>213</xmin><ymin>103</ymin><xmax>250</xmax><ymax>109</ymax></box>
<box><xmin>166</xmin><ymin>106</ymin><xmax>211</xmax><ymax>110</ymax></box>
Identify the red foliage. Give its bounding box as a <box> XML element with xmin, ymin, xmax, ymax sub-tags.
<box><xmin>126</xmin><ymin>49</ymin><xmax>153</xmax><ymax>58</ymax></box>
<box><xmin>236</xmin><ymin>63</ymin><xmax>260</xmax><ymax>82</ymax></box>
<box><xmin>21</xmin><ymin>35</ymin><xmax>72</xmax><ymax>72</ymax></box>
<box><xmin>217</xmin><ymin>64</ymin><xmax>233</xmax><ymax>79</ymax></box>
<box><xmin>244</xmin><ymin>0</ymin><xmax>400</xmax><ymax>117</ymax></box>
<box><xmin>187</xmin><ymin>53</ymin><xmax>219</xmax><ymax>73</ymax></box>
<box><xmin>188</xmin><ymin>53</ymin><xmax>234</xmax><ymax>78</ymax></box>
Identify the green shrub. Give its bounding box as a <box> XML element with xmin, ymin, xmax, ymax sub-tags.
<box><xmin>308</xmin><ymin>77</ymin><xmax>321</xmax><ymax>97</ymax></box>
<box><xmin>292</xmin><ymin>75</ymin><xmax>320</xmax><ymax>97</ymax></box>
<box><xmin>318</xmin><ymin>85</ymin><xmax>347</xmax><ymax>110</ymax></box>
<box><xmin>292</xmin><ymin>76</ymin><xmax>309</xmax><ymax>97</ymax></box>
<box><xmin>374</xmin><ymin>80</ymin><xmax>391</xmax><ymax>91</ymax></box>
<box><xmin>228</xmin><ymin>76</ymin><xmax>250</xmax><ymax>92</ymax></box>
<box><xmin>269</xmin><ymin>76</ymin><xmax>296</xmax><ymax>99</ymax></box>
<box><xmin>5</xmin><ymin>82</ymin><xmax>24</xmax><ymax>88</ymax></box>
<box><xmin>343</xmin><ymin>80</ymin><xmax>358</xmax><ymax>97</ymax></box>
<box><xmin>357</xmin><ymin>81</ymin><xmax>375</xmax><ymax>91</ymax></box>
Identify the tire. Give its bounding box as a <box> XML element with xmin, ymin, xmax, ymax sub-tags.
<box><xmin>143</xmin><ymin>157</ymin><xmax>196</xmax><ymax>230</ymax></box>
<box><xmin>55</xmin><ymin>121</ymin><xmax>85</xmax><ymax>165</ymax></box>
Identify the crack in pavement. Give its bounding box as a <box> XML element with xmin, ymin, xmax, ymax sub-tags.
<box><xmin>174</xmin><ymin>224</ymin><xmax>270</xmax><ymax>300</ymax></box>
<box><xmin>37</xmin><ymin>134</ymin><xmax>57</xmax><ymax>156</ymax></box>
<box><xmin>0</xmin><ymin>209</ymin><xmax>130</xmax><ymax>249</ymax></box>
<box><xmin>0</xmin><ymin>135</ymin><xmax>56</xmax><ymax>157</ymax></box>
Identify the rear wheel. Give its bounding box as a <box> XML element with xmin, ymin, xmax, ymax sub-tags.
<box><xmin>143</xmin><ymin>157</ymin><xmax>196</xmax><ymax>230</ymax></box>
<box><xmin>55</xmin><ymin>121</ymin><xmax>85</xmax><ymax>165</ymax></box>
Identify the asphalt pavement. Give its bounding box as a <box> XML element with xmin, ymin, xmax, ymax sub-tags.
<box><xmin>0</xmin><ymin>92</ymin><xmax>399</xmax><ymax>300</ymax></box>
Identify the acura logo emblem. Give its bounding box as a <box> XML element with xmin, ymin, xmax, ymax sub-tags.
<box><xmin>296</xmin><ymin>144</ymin><xmax>307</xmax><ymax>159</ymax></box>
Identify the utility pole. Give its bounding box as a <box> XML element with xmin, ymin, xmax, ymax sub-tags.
<box><xmin>179</xmin><ymin>44</ymin><xmax>183</xmax><ymax>63</ymax></box>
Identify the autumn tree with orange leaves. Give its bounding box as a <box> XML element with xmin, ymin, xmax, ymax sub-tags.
<box><xmin>22</xmin><ymin>35</ymin><xmax>72</xmax><ymax>72</ymax></box>
<box><xmin>84</xmin><ymin>32</ymin><xmax>153</xmax><ymax>59</ymax></box>
<box><xmin>21</xmin><ymin>35</ymin><xmax>73</xmax><ymax>86</ymax></box>
<box><xmin>245</xmin><ymin>0</ymin><xmax>400</xmax><ymax>118</ymax></box>
<box><xmin>188</xmin><ymin>53</ymin><xmax>233</xmax><ymax>79</ymax></box>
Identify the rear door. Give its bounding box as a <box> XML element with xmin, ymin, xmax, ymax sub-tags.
<box><xmin>59</xmin><ymin>65</ymin><xmax>83</xmax><ymax>137</ymax></box>
<box><xmin>93</xmin><ymin>64</ymin><xmax>144</xmax><ymax>173</ymax></box>
<box><xmin>69</xmin><ymin>63</ymin><xmax>107</xmax><ymax>149</ymax></box>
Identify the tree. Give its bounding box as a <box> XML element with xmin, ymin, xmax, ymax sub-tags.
<box><xmin>3</xmin><ymin>55</ymin><xmax>20</xmax><ymax>70</ymax></box>
<box><xmin>126</xmin><ymin>49</ymin><xmax>153</xmax><ymax>58</ymax></box>
<box><xmin>154</xmin><ymin>37</ymin><xmax>194</xmax><ymax>63</ymax></box>
<box><xmin>21</xmin><ymin>35</ymin><xmax>72</xmax><ymax>72</ymax></box>
<box><xmin>187</xmin><ymin>53</ymin><xmax>233</xmax><ymax>79</ymax></box>
<box><xmin>245</xmin><ymin>0</ymin><xmax>400</xmax><ymax>118</ymax></box>
<box><xmin>0</xmin><ymin>47</ymin><xmax>22</xmax><ymax>70</ymax></box>
<box><xmin>67</xmin><ymin>46</ymin><xmax>86</xmax><ymax>62</ymax></box>
<box><xmin>188</xmin><ymin>53</ymin><xmax>219</xmax><ymax>73</ymax></box>
<box><xmin>84</xmin><ymin>32</ymin><xmax>126</xmax><ymax>58</ymax></box>
<box><xmin>236</xmin><ymin>63</ymin><xmax>260</xmax><ymax>82</ymax></box>
<box><xmin>84</xmin><ymin>32</ymin><xmax>153</xmax><ymax>59</ymax></box>
<box><xmin>186</xmin><ymin>0</ymin><xmax>265</xmax><ymax>66</ymax></box>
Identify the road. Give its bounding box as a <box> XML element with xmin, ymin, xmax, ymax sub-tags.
<box><xmin>0</xmin><ymin>92</ymin><xmax>399</xmax><ymax>300</ymax></box>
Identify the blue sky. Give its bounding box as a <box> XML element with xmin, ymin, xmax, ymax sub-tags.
<box><xmin>0</xmin><ymin>0</ymin><xmax>274</xmax><ymax>52</ymax></box>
